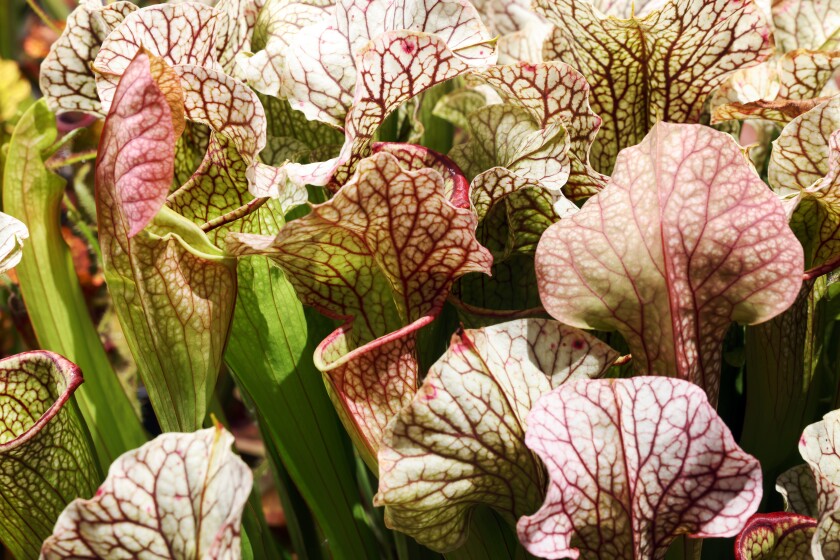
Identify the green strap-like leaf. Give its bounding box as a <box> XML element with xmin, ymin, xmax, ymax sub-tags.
<box><xmin>0</xmin><ymin>351</ymin><xmax>99</xmax><ymax>560</ymax></box>
<box><xmin>229</xmin><ymin>151</ymin><xmax>492</xmax><ymax>467</ymax></box>
<box><xmin>96</xmin><ymin>52</ymin><xmax>237</xmax><ymax>432</ymax></box>
<box><xmin>2</xmin><ymin>99</ymin><xmax>146</xmax><ymax>465</ymax></box>
<box><xmin>741</xmin><ymin>280</ymin><xmax>827</xmax><ymax>505</ymax></box>
<box><xmin>227</xmin><ymin>263</ymin><xmax>382</xmax><ymax>560</ymax></box>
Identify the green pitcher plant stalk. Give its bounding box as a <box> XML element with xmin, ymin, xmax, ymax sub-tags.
<box><xmin>1</xmin><ymin>0</ymin><xmax>840</xmax><ymax>558</ymax></box>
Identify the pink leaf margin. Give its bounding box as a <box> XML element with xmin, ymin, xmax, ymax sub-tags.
<box><xmin>734</xmin><ymin>512</ymin><xmax>818</xmax><ymax>560</ymax></box>
<box><xmin>0</xmin><ymin>351</ymin><xmax>83</xmax><ymax>453</ymax></box>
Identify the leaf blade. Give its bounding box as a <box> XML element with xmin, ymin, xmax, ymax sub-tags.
<box><xmin>2</xmin><ymin>99</ymin><xmax>147</xmax><ymax>465</ymax></box>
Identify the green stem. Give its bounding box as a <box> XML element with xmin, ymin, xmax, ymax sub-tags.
<box><xmin>24</xmin><ymin>0</ymin><xmax>60</xmax><ymax>33</ymax></box>
<box><xmin>47</xmin><ymin>149</ymin><xmax>97</xmax><ymax>170</ymax></box>
<box><xmin>419</xmin><ymin>81</ymin><xmax>455</xmax><ymax>155</ymax></box>
<box><xmin>3</xmin><ymin>101</ymin><xmax>146</xmax><ymax>468</ymax></box>
<box><xmin>355</xmin><ymin>452</ymin><xmax>396</xmax><ymax>560</ymax></box>
<box><xmin>445</xmin><ymin>509</ymin><xmax>526</xmax><ymax>560</ymax></box>
<box><xmin>45</xmin><ymin>128</ymin><xmax>84</xmax><ymax>160</ymax></box>
<box><xmin>225</xmin><ymin>258</ymin><xmax>381</xmax><ymax>560</ymax></box>
<box><xmin>63</xmin><ymin>193</ymin><xmax>102</xmax><ymax>264</ymax></box>
<box><xmin>259</xmin><ymin>413</ymin><xmax>324</xmax><ymax>560</ymax></box>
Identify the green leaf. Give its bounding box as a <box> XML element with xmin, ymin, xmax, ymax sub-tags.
<box><xmin>96</xmin><ymin>52</ymin><xmax>237</xmax><ymax>432</ymax></box>
<box><xmin>0</xmin><ymin>351</ymin><xmax>99</xmax><ymax>560</ymax></box>
<box><xmin>446</xmin><ymin>508</ymin><xmax>531</xmax><ymax>560</ymax></box>
<box><xmin>229</xmin><ymin>151</ymin><xmax>492</xmax><ymax>469</ymax></box>
<box><xmin>225</xmin><ymin>256</ymin><xmax>382</xmax><ymax>560</ymax></box>
<box><xmin>741</xmin><ymin>280</ymin><xmax>827</xmax><ymax>505</ymax></box>
<box><xmin>471</xmin><ymin>62</ymin><xmax>606</xmax><ymax>200</ymax></box>
<box><xmin>2</xmin><ymin>99</ymin><xmax>146</xmax><ymax>465</ymax></box>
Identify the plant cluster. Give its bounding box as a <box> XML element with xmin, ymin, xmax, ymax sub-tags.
<box><xmin>0</xmin><ymin>0</ymin><xmax>839</xmax><ymax>558</ymax></box>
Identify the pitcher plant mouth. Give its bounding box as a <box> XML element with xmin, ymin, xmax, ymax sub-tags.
<box><xmin>0</xmin><ymin>351</ymin><xmax>83</xmax><ymax>453</ymax></box>
<box><xmin>314</xmin><ymin>314</ymin><xmax>435</xmax><ymax>373</ymax></box>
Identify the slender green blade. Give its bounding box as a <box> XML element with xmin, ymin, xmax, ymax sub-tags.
<box><xmin>258</xmin><ymin>414</ymin><xmax>324</xmax><ymax>560</ymax></box>
<box><xmin>446</xmin><ymin>509</ymin><xmax>529</xmax><ymax>560</ymax></box>
<box><xmin>741</xmin><ymin>279</ymin><xmax>828</xmax><ymax>509</ymax></box>
<box><xmin>225</xmin><ymin>253</ymin><xmax>380</xmax><ymax>560</ymax></box>
<box><xmin>2</xmin><ymin>99</ymin><xmax>146</xmax><ymax>466</ymax></box>
<box><xmin>419</xmin><ymin>81</ymin><xmax>454</xmax><ymax>155</ymax></box>
<box><xmin>242</xmin><ymin>485</ymin><xmax>289</xmax><ymax>560</ymax></box>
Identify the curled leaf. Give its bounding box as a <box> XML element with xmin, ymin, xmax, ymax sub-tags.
<box><xmin>103</xmin><ymin>53</ymin><xmax>182</xmax><ymax>238</ymax></box>
<box><xmin>229</xmin><ymin>151</ymin><xmax>492</xmax><ymax>466</ymax></box>
<box><xmin>283</xmin><ymin>0</ymin><xmax>495</xmax><ymax>127</ymax></box>
<box><xmin>371</xmin><ymin>142</ymin><xmax>469</xmax><ymax>202</ymax></box>
<box><xmin>473</xmin><ymin>61</ymin><xmax>605</xmax><ymax>199</ymax></box>
<box><xmin>214</xmin><ymin>0</ymin><xmax>262</xmax><ymax>73</ymax></box>
<box><xmin>769</xmin><ymin>96</ymin><xmax>840</xmax><ymax>195</ymax></box>
<box><xmin>281</xmin><ymin>0</ymin><xmax>497</xmax><ymax>187</ymax></box>
<box><xmin>778</xmin><ymin>464</ymin><xmax>820</xmax><ymax>519</ymax></box>
<box><xmin>799</xmin><ymin>409</ymin><xmax>840</xmax><ymax>559</ymax></box>
<box><xmin>172</xmin><ymin>64</ymin><xmax>291</xmax><ymax>201</ymax></box>
<box><xmin>93</xmin><ymin>3</ymin><xmax>222</xmax><ymax>112</ymax></box>
<box><xmin>443</xmin><ymin>62</ymin><xmax>603</xmax><ymax>322</ymax></box>
<box><xmin>769</xmin><ymin>97</ymin><xmax>840</xmax><ymax>274</ymax></box>
<box><xmin>772</xmin><ymin>0</ymin><xmax>840</xmax><ymax>53</ymax></box>
<box><xmin>735</xmin><ymin>513</ymin><xmax>817</xmax><ymax>560</ymax></box>
<box><xmin>41</xmin><ymin>426</ymin><xmax>253</xmax><ymax>559</ymax></box>
<box><xmin>518</xmin><ymin>376</ymin><xmax>763</xmax><ymax>560</ymax></box>
<box><xmin>536</xmin><ymin>0</ymin><xmax>774</xmax><ymax>173</ymax></box>
<box><xmin>0</xmin><ymin>211</ymin><xmax>28</xmax><ymax>274</ymax></box>
<box><xmin>712</xmin><ymin>0</ymin><xmax>840</xmax><ymax>125</ymax></box>
<box><xmin>235</xmin><ymin>0</ymin><xmax>333</xmax><ymax>96</ymax></box>
<box><xmin>96</xmin><ymin>52</ymin><xmax>237</xmax><ymax>432</ymax></box>
<box><xmin>468</xmin><ymin>0</ymin><xmax>549</xmax><ymax>63</ymax></box>
<box><xmin>39</xmin><ymin>0</ymin><xmax>138</xmax><ymax>116</ymax></box>
<box><xmin>535</xmin><ymin>122</ymin><xmax>804</xmax><ymax>402</ymax></box>
<box><xmin>0</xmin><ymin>351</ymin><xmax>99</xmax><ymax>560</ymax></box>
<box><xmin>449</xmin><ymin>99</ymin><xmax>573</xmax><ymax>259</ymax></box>
<box><xmin>375</xmin><ymin>319</ymin><xmax>617</xmax><ymax>552</ymax></box>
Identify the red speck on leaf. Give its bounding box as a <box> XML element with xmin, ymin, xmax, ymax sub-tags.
<box><xmin>400</xmin><ymin>39</ymin><xmax>416</xmax><ymax>55</ymax></box>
